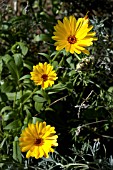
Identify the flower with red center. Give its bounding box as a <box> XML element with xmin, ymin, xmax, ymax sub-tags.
<box><xmin>19</xmin><ymin>121</ymin><xmax>58</xmax><ymax>159</ymax></box>
<box><xmin>30</xmin><ymin>62</ymin><xmax>58</xmax><ymax>89</ymax></box>
<box><xmin>52</xmin><ymin>15</ymin><xmax>97</xmax><ymax>55</ymax></box>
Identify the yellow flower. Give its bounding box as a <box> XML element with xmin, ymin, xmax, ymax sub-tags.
<box><xmin>30</xmin><ymin>62</ymin><xmax>58</xmax><ymax>89</ymax></box>
<box><xmin>52</xmin><ymin>15</ymin><xmax>97</xmax><ymax>55</ymax></box>
<box><xmin>19</xmin><ymin>121</ymin><xmax>58</xmax><ymax>159</ymax></box>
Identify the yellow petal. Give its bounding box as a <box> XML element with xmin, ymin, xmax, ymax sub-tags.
<box><xmin>26</xmin><ymin>150</ymin><xmax>32</xmax><ymax>158</ymax></box>
<box><xmin>69</xmin><ymin>16</ymin><xmax>76</xmax><ymax>35</ymax></box>
<box><xmin>21</xmin><ymin>144</ymin><xmax>33</xmax><ymax>152</ymax></box>
<box><xmin>82</xmin><ymin>49</ymin><xmax>90</xmax><ymax>55</ymax></box>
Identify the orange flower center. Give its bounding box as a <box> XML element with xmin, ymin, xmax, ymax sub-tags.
<box><xmin>41</xmin><ymin>74</ymin><xmax>48</xmax><ymax>81</ymax></box>
<box><xmin>68</xmin><ymin>35</ymin><xmax>77</xmax><ymax>44</ymax></box>
<box><xmin>34</xmin><ymin>138</ymin><xmax>43</xmax><ymax>146</ymax></box>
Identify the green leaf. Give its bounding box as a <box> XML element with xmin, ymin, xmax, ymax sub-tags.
<box><xmin>4</xmin><ymin>119</ymin><xmax>22</xmax><ymax>129</ymax></box>
<box><xmin>24</xmin><ymin>60</ymin><xmax>33</xmax><ymax>70</ymax></box>
<box><xmin>34</xmin><ymin>34</ymin><xmax>50</xmax><ymax>42</ymax></box>
<box><xmin>23</xmin><ymin>109</ymin><xmax>32</xmax><ymax>125</ymax></box>
<box><xmin>1</xmin><ymin>80</ymin><xmax>13</xmax><ymax>92</ymax></box>
<box><xmin>3</xmin><ymin>111</ymin><xmax>14</xmax><ymax>121</ymax></box>
<box><xmin>2</xmin><ymin>54</ymin><xmax>20</xmax><ymax>81</ymax></box>
<box><xmin>69</xmin><ymin>70</ymin><xmax>76</xmax><ymax>76</ymax></box>
<box><xmin>11</xmin><ymin>42</ymin><xmax>28</xmax><ymax>56</ymax></box>
<box><xmin>35</xmin><ymin>102</ymin><xmax>43</xmax><ymax>112</ymax></box>
<box><xmin>47</xmin><ymin>83</ymin><xmax>66</xmax><ymax>94</ymax></box>
<box><xmin>2</xmin><ymin>54</ymin><xmax>12</xmax><ymax>64</ymax></box>
<box><xmin>52</xmin><ymin>61</ymin><xmax>58</xmax><ymax>69</ymax></box>
<box><xmin>34</xmin><ymin>90</ymin><xmax>44</xmax><ymax>96</ymax></box>
<box><xmin>20</xmin><ymin>91</ymin><xmax>31</xmax><ymax>103</ymax></box>
<box><xmin>38</xmin><ymin>53</ymin><xmax>50</xmax><ymax>60</ymax></box>
<box><xmin>108</xmin><ymin>86</ymin><xmax>113</xmax><ymax>93</ymax></box>
<box><xmin>0</xmin><ymin>58</ymin><xmax>3</xmax><ymax>75</ymax></box>
<box><xmin>1</xmin><ymin>106</ymin><xmax>12</xmax><ymax>114</ymax></box>
<box><xmin>13</xmin><ymin>53</ymin><xmax>23</xmax><ymax>69</ymax></box>
<box><xmin>19</xmin><ymin>74</ymin><xmax>31</xmax><ymax>81</ymax></box>
<box><xmin>45</xmin><ymin>107</ymin><xmax>54</xmax><ymax>112</ymax></box>
<box><xmin>32</xmin><ymin>117</ymin><xmax>43</xmax><ymax>124</ymax></box>
<box><xmin>13</xmin><ymin>136</ymin><xmax>22</xmax><ymax>163</ymax></box>
<box><xmin>33</xmin><ymin>95</ymin><xmax>47</xmax><ymax>103</ymax></box>
<box><xmin>0</xmin><ymin>137</ymin><xmax>7</xmax><ymax>149</ymax></box>
<box><xmin>66</xmin><ymin>56</ymin><xmax>75</xmax><ymax>69</ymax></box>
<box><xmin>18</xmin><ymin>42</ymin><xmax>28</xmax><ymax>56</ymax></box>
<box><xmin>6</xmin><ymin>92</ymin><xmax>21</xmax><ymax>101</ymax></box>
<box><xmin>41</xmin><ymin>90</ymin><xmax>51</xmax><ymax>104</ymax></box>
<box><xmin>6</xmin><ymin>59</ymin><xmax>19</xmax><ymax>81</ymax></box>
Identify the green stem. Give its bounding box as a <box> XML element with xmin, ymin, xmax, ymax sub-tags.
<box><xmin>13</xmin><ymin>91</ymin><xmax>17</xmax><ymax>109</ymax></box>
<box><xmin>56</xmin><ymin>55</ymin><xmax>64</xmax><ymax>71</ymax></box>
<box><xmin>52</xmin><ymin>51</ymin><xmax>61</xmax><ymax>62</ymax></box>
<box><xmin>19</xmin><ymin>87</ymin><xmax>38</xmax><ymax>117</ymax></box>
<box><xmin>23</xmin><ymin>87</ymin><xmax>38</xmax><ymax>105</ymax></box>
<box><xmin>74</xmin><ymin>53</ymin><xmax>81</xmax><ymax>61</ymax></box>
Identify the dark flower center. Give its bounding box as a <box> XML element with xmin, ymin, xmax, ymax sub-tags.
<box><xmin>41</xmin><ymin>74</ymin><xmax>48</xmax><ymax>81</ymax></box>
<box><xmin>68</xmin><ymin>35</ymin><xmax>77</xmax><ymax>44</ymax></box>
<box><xmin>34</xmin><ymin>138</ymin><xmax>42</xmax><ymax>145</ymax></box>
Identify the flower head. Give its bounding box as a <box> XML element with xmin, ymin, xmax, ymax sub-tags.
<box><xmin>52</xmin><ymin>15</ymin><xmax>97</xmax><ymax>55</ymax></box>
<box><xmin>30</xmin><ymin>62</ymin><xmax>58</xmax><ymax>89</ymax></box>
<box><xmin>19</xmin><ymin>121</ymin><xmax>58</xmax><ymax>159</ymax></box>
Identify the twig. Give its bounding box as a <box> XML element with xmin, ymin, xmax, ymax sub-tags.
<box><xmin>81</xmin><ymin>119</ymin><xmax>108</xmax><ymax>128</ymax></box>
<box><xmin>49</xmin><ymin>95</ymin><xmax>68</xmax><ymax>107</ymax></box>
<box><xmin>76</xmin><ymin>90</ymin><xmax>94</xmax><ymax>118</ymax></box>
<box><xmin>76</xmin><ymin>119</ymin><xmax>108</xmax><ymax>136</ymax></box>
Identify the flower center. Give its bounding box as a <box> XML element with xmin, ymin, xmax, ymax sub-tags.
<box><xmin>34</xmin><ymin>138</ymin><xmax>43</xmax><ymax>146</ymax></box>
<box><xmin>68</xmin><ymin>35</ymin><xmax>77</xmax><ymax>44</ymax></box>
<box><xmin>41</xmin><ymin>74</ymin><xmax>48</xmax><ymax>81</ymax></box>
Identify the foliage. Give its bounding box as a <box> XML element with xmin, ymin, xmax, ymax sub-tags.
<box><xmin>0</xmin><ymin>0</ymin><xmax>113</xmax><ymax>169</ymax></box>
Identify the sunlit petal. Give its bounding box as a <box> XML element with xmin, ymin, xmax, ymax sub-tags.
<box><xmin>52</xmin><ymin>15</ymin><xmax>97</xmax><ymax>55</ymax></box>
<box><xmin>30</xmin><ymin>62</ymin><xmax>58</xmax><ymax>89</ymax></box>
<box><xmin>19</xmin><ymin>121</ymin><xmax>58</xmax><ymax>159</ymax></box>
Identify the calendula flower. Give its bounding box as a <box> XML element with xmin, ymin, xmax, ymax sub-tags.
<box><xmin>52</xmin><ymin>14</ymin><xmax>97</xmax><ymax>55</ymax></box>
<box><xmin>19</xmin><ymin>121</ymin><xmax>58</xmax><ymax>159</ymax></box>
<box><xmin>30</xmin><ymin>62</ymin><xmax>58</xmax><ymax>89</ymax></box>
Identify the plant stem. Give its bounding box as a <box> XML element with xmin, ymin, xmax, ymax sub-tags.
<box><xmin>22</xmin><ymin>87</ymin><xmax>38</xmax><ymax>105</ymax></box>
<box><xmin>64</xmin><ymin>163</ymin><xmax>89</xmax><ymax>169</ymax></box>
<box><xmin>19</xmin><ymin>87</ymin><xmax>38</xmax><ymax>118</ymax></box>
<box><xmin>52</xmin><ymin>51</ymin><xmax>61</xmax><ymax>62</ymax></box>
<box><xmin>74</xmin><ymin>53</ymin><xmax>81</xmax><ymax>60</ymax></box>
<box><xmin>56</xmin><ymin>55</ymin><xmax>64</xmax><ymax>71</ymax></box>
<box><xmin>81</xmin><ymin>119</ymin><xmax>108</xmax><ymax>128</ymax></box>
